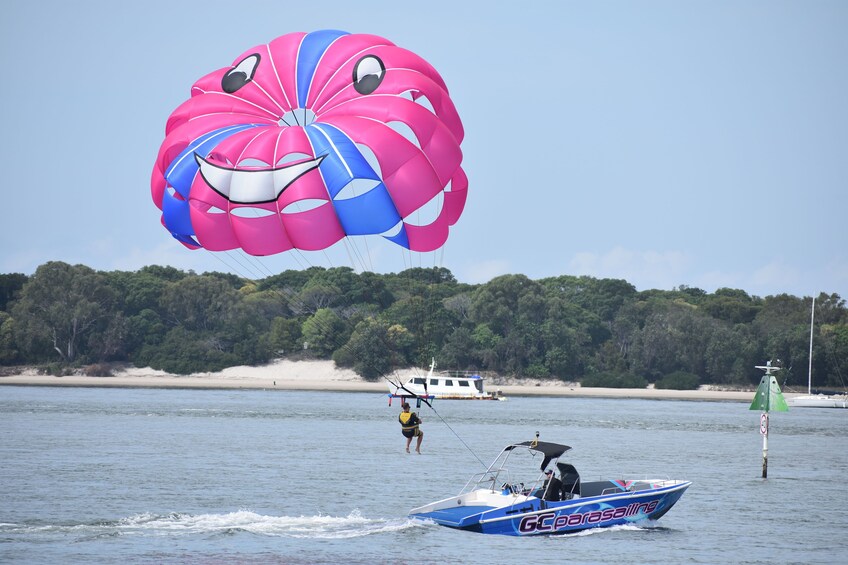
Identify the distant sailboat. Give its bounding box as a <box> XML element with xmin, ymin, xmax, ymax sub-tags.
<box><xmin>790</xmin><ymin>297</ymin><xmax>848</xmax><ymax>409</ymax></box>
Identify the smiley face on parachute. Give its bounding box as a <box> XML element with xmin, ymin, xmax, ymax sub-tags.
<box><xmin>151</xmin><ymin>30</ymin><xmax>467</xmax><ymax>256</ymax></box>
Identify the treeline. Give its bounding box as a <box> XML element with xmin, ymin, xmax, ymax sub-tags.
<box><xmin>1</xmin><ymin>261</ymin><xmax>846</xmax><ymax>389</ymax></box>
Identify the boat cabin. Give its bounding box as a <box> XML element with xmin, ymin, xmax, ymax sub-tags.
<box><xmin>386</xmin><ymin>360</ymin><xmax>505</xmax><ymax>402</ymax></box>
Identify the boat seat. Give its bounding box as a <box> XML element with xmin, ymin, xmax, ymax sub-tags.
<box><xmin>557</xmin><ymin>462</ymin><xmax>581</xmax><ymax>499</ymax></box>
<box><xmin>542</xmin><ymin>477</ymin><xmax>562</xmax><ymax>501</ymax></box>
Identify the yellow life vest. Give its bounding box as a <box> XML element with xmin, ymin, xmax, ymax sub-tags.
<box><xmin>399</xmin><ymin>411</ymin><xmax>419</xmax><ymax>431</ymax></box>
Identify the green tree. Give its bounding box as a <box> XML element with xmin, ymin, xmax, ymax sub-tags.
<box><xmin>355</xmin><ymin>271</ymin><xmax>395</xmax><ymax>309</ymax></box>
<box><xmin>223</xmin><ymin>297</ymin><xmax>274</xmax><ymax>366</ymax></box>
<box><xmin>160</xmin><ymin>275</ymin><xmax>238</xmax><ymax>332</ymax></box>
<box><xmin>630</xmin><ymin>300</ymin><xmax>710</xmax><ymax>381</ymax></box>
<box><xmin>291</xmin><ymin>280</ymin><xmax>342</xmax><ymax>315</ymax></box>
<box><xmin>443</xmin><ymin>292</ymin><xmax>473</xmax><ymax>322</ymax></box>
<box><xmin>269</xmin><ymin>317</ymin><xmax>303</xmax><ymax>355</ymax></box>
<box><xmin>138</xmin><ymin>264</ymin><xmax>188</xmax><ymax>283</ymax></box>
<box><xmin>304</xmin><ymin>267</ymin><xmax>394</xmax><ymax>309</ymax></box>
<box><xmin>821</xmin><ymin>322</ymin><xmax>848</xmax><ymax>388</ymax></box>
<box><xmin>539</xmin><ymin>297</ymin><xmax>591</xmax><ymax>379</ymax></box>
<box><xmin>702</xmin><ymin>322</ymin><xmax>745</xmax><ymax>384</ymax></box>
<box><xmin>0</xmin><ymin>311</ymin><xmax>18</xmax><ymax>364</ymax></box>
<box><xmin>438</xmin><ymin>326</ymin><xmax>478</xmax><ymax>370</ymax></box>
<box><xmin>541</xmin><ymin>275</ymin><xmax>636</xmax><ymax>323</ymax></box>
<box><xmin>302</xmin><ymin>308</ymin><xmax>348</xmax><ymax>357</ymax></box>
<box><xmin>461</xmin><ymin>275</ymin><xmax>543</xmax><ymax>373</ymax></box>
<box><xmin>11</xmin><ymin>262</ymin><xmax>118</xmax><ymax>363</ymax></box>
<box><xmin>0</xmin><ymin>273</ymin><xmax>27</xmax><ymax>312</ymax></box>
<box><xmin>589</xmin><ymin>340</ymin><xmax>630</xmax><ymax>375</ymax></box>
<box><xmin>126</xmin><ymin>309</ymin><xmax>166</xmax><ymax>353</ymax></box>
<box><xmin>89</xmin><ymin>311</ymin><xmax>128</xmax><ymax>361</ymax></box>
<box><xmin>104</xmin><ymin>269</ymin><xmax>170</xmax><ymax>316</ymax></box>
<box><xmin>335</xmin><ymin>318</ymin><xmax>406</xmax><ymax>379</ymax></box>
<box><xmin>701</xmin><ymin>288</ymin><xmax>761</xmax><ymax>324</ymax></box>
<box><xmin>469</xmin><ymin>274</ymin><xmax>541</xmax><ymax>336</ymax></box>
<box><xmin>751</xmin><ymin>294</ymin><xmax>808</xmax><ymax>385</ymax></box>
<box><xmin>259</xmin><ymin>267</ymin><xmax>326</xmax><ymax>294</ymax></box>
<box><xmin>240</xmin><ymin>289</ymin><xmax>290</xmax><ymax>322</ymax></box>
<box><xmin>394</xmin><ymin>267</ymin><xmax>456</xmax><ymax>286</ymax></box>
<box><xmin>472</xmin><ymin>323</ymin><xmax>501</xmax><ymax>370</ymax></box>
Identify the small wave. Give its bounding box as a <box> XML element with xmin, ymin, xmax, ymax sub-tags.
<box><xmin>556</xmin><ymin>521</ymin><xmax>663</xmax><ymax>538</ymax></box>
<box><xmin>1</xmin><ymin>510</ymin><xmax>418</xmax><ymax>541</ymax></box>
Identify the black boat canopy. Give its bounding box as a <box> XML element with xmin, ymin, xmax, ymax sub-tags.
<box><xmin>507</xmin><ymin>441</ymin><xmax>571</xmax><ymax>470</ymax></box>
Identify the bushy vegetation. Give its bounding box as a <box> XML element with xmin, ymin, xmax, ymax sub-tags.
<box><xmin>654</xmin><ymin>370</ymin><xmax>701</xmax><ymax>390</ymax></box>
<box><xmin>580</xmin><ymin>372</ymin><xmax>648</xmax><ymax>389</ymax></box>
<box><xmin>1</xmin><ymin>262</ymin><xmax>846</xmax><ymax>390</ymax></box>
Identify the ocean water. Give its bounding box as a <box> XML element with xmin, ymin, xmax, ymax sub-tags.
<box><xmin>1</xmin><ymin>385</ymin><xmax>845</xmax><ymax>564</ymax></box>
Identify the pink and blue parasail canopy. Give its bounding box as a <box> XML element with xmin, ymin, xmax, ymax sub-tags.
<box><xmin>151</xmin><ymin>30</ymin><xmax>467</xmax><ymax>256</ymax></box>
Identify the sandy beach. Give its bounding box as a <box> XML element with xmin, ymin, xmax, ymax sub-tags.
<box><xmin>0</xmin><ymin>359</ymin><xmax>774</xmax><ymax>402</ymax></box>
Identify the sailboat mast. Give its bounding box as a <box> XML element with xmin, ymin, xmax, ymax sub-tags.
<box><xmin>808</xmin><ymin>297</ymin><xmax>815</xmax><ymax>395</ymax></box>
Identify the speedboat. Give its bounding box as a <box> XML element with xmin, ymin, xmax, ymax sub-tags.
<box><xmin>409</xmin><ymin>439</ymin><xmax>690</xmax><ymax>536</ymax></box>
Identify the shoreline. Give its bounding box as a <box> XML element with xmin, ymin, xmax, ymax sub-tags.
<box><xmin>0</xmin><ymin>360</ymin><xmax>768</xmax><ymax>402</ymax></box>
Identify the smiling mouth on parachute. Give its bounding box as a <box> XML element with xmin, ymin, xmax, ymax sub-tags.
<box><xmin>194</xmin><ymin>153</ymin><xmax>326</xmax><ymax>205</ymax></box>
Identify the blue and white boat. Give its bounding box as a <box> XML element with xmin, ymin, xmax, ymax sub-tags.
<box><xmin>409</xmin><ymin>439</ymin><xmax>690</xmax><ymax>536</ymax></box>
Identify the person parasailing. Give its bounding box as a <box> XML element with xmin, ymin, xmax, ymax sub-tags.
<box><xmin>399</xmin><ymin>402</ymin><xmax>424</xmax><ymax>453</ymax></box>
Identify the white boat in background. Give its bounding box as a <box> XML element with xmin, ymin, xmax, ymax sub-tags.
<box><xmin>793</xmin><ymin>394</ymin><xmax>848</xmax><ymax>409</ymax></box>
<box><xmin>790</xmin><ymin>297</ymin><xmax>848</xmax><ymax>409</ymax></box>
<box><xmin>386</xmin><ymin>360</ymin><xmax>506</xmax><ymax>401</ymax></box>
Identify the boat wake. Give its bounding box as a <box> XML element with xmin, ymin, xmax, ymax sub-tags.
<box><xmin>1</xmin><ymin>510</ymin><xmax>421</xmax><ymax>541</ymax></box>
<box><xmin>561</xmin><ymin>521</ymin><xmax>669</xmax><ymax>538</ymax></box>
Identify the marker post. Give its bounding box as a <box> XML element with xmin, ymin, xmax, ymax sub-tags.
<box><xmin>749</xmin><ymin>361</ymin><xmax>789</xmax><ymax>478</ymax></box>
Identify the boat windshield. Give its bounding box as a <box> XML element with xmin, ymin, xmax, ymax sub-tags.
<box><xmin>460</xmin><ymin>441</ymin><xmax>571</xmax><ymax>496</ymax></box>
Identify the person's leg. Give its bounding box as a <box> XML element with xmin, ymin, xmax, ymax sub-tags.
<box><xmin>405</xmin><ymin>435</ymin><xmax>412</xmax><ymax>453</ymax></box>
<box><xmin>416</xmin><ymin>431</ymin><xmax>424</xmax><ymax>453</ymax></box>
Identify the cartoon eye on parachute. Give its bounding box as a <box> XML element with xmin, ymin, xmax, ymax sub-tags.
<box><xmin>151</xmin><ymin>30</ymin><xmax>466</xmax><ymax>257</ymax></box>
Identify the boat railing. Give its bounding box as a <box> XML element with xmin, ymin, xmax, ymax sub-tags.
<box><xmin>594</xmin><ymin>476</ymin><xmax>675</xmax><ymax>496</ymax></box>
<box><xmin>460</xmin><ymin>447</ymin><xmax>554</xmax><ymax>497</ymax></box>
<box><xmin>444</xmin><ymin>369</ymin><xmax>495</xmax><ymax>379</ymax></box>
<box><xmin>460</xmin><ymin>469</ymin><xmax>508</xmax><ymax>494</ymax></box>
<box><xmin>460</xmin><ymin>468</ymin><xmax>551</xmax><ymax>501</ymax></box>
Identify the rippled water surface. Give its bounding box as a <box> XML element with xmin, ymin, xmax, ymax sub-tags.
<box><xmin>1</xmin><ymin>386</ymin><xmax>845</xmax><ymax>564</ymax></box>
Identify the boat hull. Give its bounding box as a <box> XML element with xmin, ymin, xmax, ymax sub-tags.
<box><xmin>790</xmin><ymin>394</ymin><xmax>848</xmax><ymax>409</ymax></box>
<box><xmin>410</xmin><ymin>480</ymin><xmax>690</xmax><ymax>536</ymax></box>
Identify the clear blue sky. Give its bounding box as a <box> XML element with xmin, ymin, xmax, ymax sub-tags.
<box><xmin>2</xmin><ymin>0</ymin><xmax>846</xmax><ymax>299</ymax></box>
